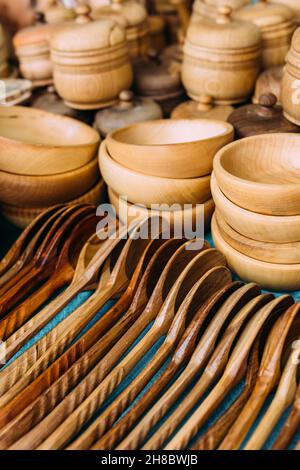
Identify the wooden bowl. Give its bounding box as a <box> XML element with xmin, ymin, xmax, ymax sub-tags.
<box><xmin>0</xmin><ymin>158</ymin><xmax>99</xmax><ymax>208</ymax></box>
<box><xmin>106</xmin><ymin>119</ymin><xmax>234</xmax><ymax>178</ymax></box>
<box><xmin>211</xmin><ymin>173</ymin><xmax>300</xmax><ymax>243</ymax></box>
<box><xmin>215</xmin><ymin>210</ymin><xmax>300</xmax><ymax>264</ymax></box>
<box><xmin>213</xmin><ymin>133</ymin><xmax>300</xmax><ymax>216</ymax></box>
<box><xmin>108</xmin><ymin>187</ymin><xmax>214</xmax><ymax>231</ymax></box>
<box><xmin>99</xmin><ymin>141</ymin><xmax>212</xmax><ymax>207</ymax></box>
<box><xmin>0</xmin><ymin>106</ymin><xmax>100</xmax><ymax>176</ymax></box>
<box><xmin>0</xmin><ymin>179</ymin><xmax>106</xmax><ymax>228</ymax></box>
<box><xmin>211</xmin><ymin>214</ymin><xmax>300</xmax><ymax>292</ymax></box>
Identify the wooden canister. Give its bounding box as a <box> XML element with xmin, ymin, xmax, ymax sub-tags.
<box><xmin>192</xmin><ymin>0</ymin><xmax>250</xmax><ymax>20</ymax></box>
<box><xmin>273</xmin><ymin>0</ymin><xmax>300</xmax><ymax>26</ymax></box>
<box><xmin>281</xmin><ymin>26</ymin><xmax>300</xmax><ymax>125</ymax></box>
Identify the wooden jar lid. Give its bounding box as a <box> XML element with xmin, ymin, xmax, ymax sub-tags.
<box><xmin>253</xmin><ymin>66</ymin><xmax>283</xmax><ymax>104</ymax></box>
<box><xmin>94</xmin><ymin>90</ymin><xmax>163</xmax><ymax>137</ymax></box>
<box><xmin>13</xmin><ymin>19</ymin><xmax>61</xmax><ymax>50</ymax></box>
<box><xmin>44</xmin><ymin>0</ymin><xmax>76</xmax><ymax>24</ymax></box>
<box><xmin>133</xmin><ymin>49</ymin><xmax>182</xmax><ymax>95</ymax></box>
<box><xmin>273</xmin><ymin>0</ymin><xmax>300</xmax><ymax>23</ymax></box>
<box><xmin>235</xmin><ymin>0</ymin><xmax>294</xmax><ymax>32</ymax></box>
<box><xmin>187</xmin><ymin>5</ymin><xmax>261</xmax><ymax>50</ymax></box>
<box><xmin>227</xmin><ymin>92</ymin><xmax>300</xmax><ymax>138</ymax></box>
<box><xmin>171</xmin><ymin>95</ymin><xmax>234</xmax><ymax>121</ymax></box>
<box><xmin>91</xmin><ymin>0</ymin><xmax>148</xmax><ymax>28</ymax></box>
<box><xmin>193</xmin><ymin>0</ymin><xmax>251</xmax><ymax>19</ymax></box>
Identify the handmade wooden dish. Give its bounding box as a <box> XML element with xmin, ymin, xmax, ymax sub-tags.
<box><xmin>1</xmin><ymin>180</ymin><xmax>105</xmax><ymax>228</ymax></box>
<box><xmin>51</xmin><ymin>5</ymin><xmax>133</xmax><ymax>110</ymax></box>
<box><xmin>211</xmin><ymin>173</ymin><xmax>300</xmax><ymax>243</ymax></box>
<box><xmin>235</xmin><ymin>0</ymin><xmax>296</xmax><ymax>69</ymax></box>
<box><xmin>212</xmin><ymin>214</ymin><xmax>300</xmax><ymax>291</ymax></box>
<box><xmin>106</xmin><ymin>119</ymin><xmax>233</xmax><ymax>178</ymax></box>
<box><xmin>253</xmin><ymin>66</ymin><xmax>283</xmax><ymax>104</ymax></box>
<box><xmin>213</xmin><ymin>133</ymin><xmax>300</xmax><ymax>216</ymax></box>
<box><xmin>0</xmin><ymin>158</ymin><xmax>99</xmax><ymax>208</ymax></box>
<box><xmin>281</xmin><ymin>27</ymin><xmax>300</xmax><ymax>126</ymax></box>
<box><xmin>0</xmin><ymin>106</ymin><xmax>100</xmax><ymax>176</ymax></box>
<box><xmin>171</xmin><ymin>95</ymin><xmax>234</xmax><ymax>121</ymax></box>
<box><xmin>215</xmin><ymin>210</ymin><xmax>300</xmax><ymax>265</ymax></box>
<box><xmin>99</xmin><ymin>141</ymin><xmax>211</xmax><ymax>207</ymax></box>
<box><xmin>182</xmin><ymin>6</ymin><xmax>261</xmax><ymax>104</ymax></box>
<box><xmin>108</xmin><ymin>187</ymin><xmax>215</xmax><ymax>230</ymax></box>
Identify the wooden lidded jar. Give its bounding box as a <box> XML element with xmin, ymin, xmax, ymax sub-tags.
<box><xmin>227</xmin><ymin>92</ymin><xmax>300</xmax><ymax>138</ymax></box>
<box><xmin>91</xmin><ymin>0</ymin><xmax>150</xmax><ymax>59</ymax></box>
<box><xmin>171</xmin><ymin>94</ymin><xmax>233</xmax><ymax>120</ymax></box>
<box><xmin>281</xmin><ymin>26</ymin><xmax>300</xmax><ymax>125</ymax></box>
<box><xmin>182</xmin><ymin>6</ymin><xmax>262</xmax><ymax>105</ymax></box>
<box><xmin>192</xmin><ymin>0</ymin><xmax>250</xmax><ymax>21</ymax></box>
<box><xmin>93</xmin><ymin>89</ymin><xmax>163</xmax><ymax>137</ymax></box>
<box><xmin>273</xmin><ymin>0</ymin><xmax>300</xmax><ymax>26</ymax></box>
<box><xmin>43</xmin><ymin>0</ymin><xmax>76</xmax><ymax>24</ymax></box>
<box><xmin>235</xmin><ymin>0</ymin><xmax>296</xmax><ymax>69</ymax></box>
<box><xmin>50</xmin><ymin>5</ymin><xmax>133</xmax><ymax>110</ymax></box>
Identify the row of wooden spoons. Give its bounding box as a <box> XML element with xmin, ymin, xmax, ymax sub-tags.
<box><xmin>0</xmin><ymin>209</ymin><xmax>299</xmax><ymax>449</ymax></box>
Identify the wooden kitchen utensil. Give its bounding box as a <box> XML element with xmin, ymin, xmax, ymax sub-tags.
<box><xmin>165</xmin><ymin>295</ymin><xmax>294</xmax><ymax>450</ymax></box>
<box><xmin>212</xmin><ymin>214</ymin><xmax>300</xmax><ymax>291</ymax></box>
<box><xmin>213</xmin><ymin>133</ymin><xmax>300</xmax><ymax>216</ymax></box>
<box><xmin>211</xmin><ymin>173</ymin><xmax>300</xmax><ymax>243</ymax></box>
<box><xmin>99</xmin><ymin>141</ymin><xmax>212</xmax><ymax>206</ymax></box>
<box><xmin>235</xmin><ymin>0</ymin><xmax>296</xmax><ymax>69</ymax></box>
<box><xmin>171</xmin><ymin>95</ymin><xmax>234</xmax><ymax>121</ymax></box>
<box><xmin>51</xmin><ymin>5</ymin><xmax>133</xmax><ymax>110</ymax></box>
<box><xmin>215</xmin><ymin>210</ymin><xmax>300</xmax><ymax>264</ymax></box>
<box><xmin>106</xmin><ymin>119</ymin><xmax>233</xmax><ymax>179</ymax></box>
<box><xmin>227</xmin><ymin>93</ymin><xmax>300</xmax><ymax>138</ymax></box>
<box><xmin>182</xmin><ymin>6</ymin><xmax>261</xmax><ymax>104</ymax></box>
<box><xmin>253</xmin><ymin>66</ymin><xmax>283</xmax><ymax>104</ymax></box>
<box><xmin>281</xmin><ymin>27</ymin><xmax>300</xmax><ymax>126</ymax></box>
<box><xmin>0</xmin><ymin>105</ymin><xmax>100</xmax><ymax>176</ymax></box>
<box><xmin>272</xmin><ymin>382</ymin><xmax>300</xmax><ymax>449</ymax></box>
<box><xmin>220</xmin><ymin>302</ymin><xmax>300</xmax><ymax>449</ymax></box>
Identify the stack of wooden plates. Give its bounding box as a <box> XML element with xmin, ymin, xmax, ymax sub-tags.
<box><xmin>0</xmin><ymin>106</ymin><xmax>103</xmax><ymax>227</ymax></box>
<box><xmin>211</xmin><ymin>133</ymin><xmax>300</xmax><ymax>291</ymax></box>
<box><xmin>99</xmin><ymin>118</ymin><xmax>233</xmax><ymax>230</ymax></box>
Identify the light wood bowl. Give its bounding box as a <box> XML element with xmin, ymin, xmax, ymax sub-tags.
<box><xmin>0</xmin><ymin>106</ymin><xmax>100</xmax><ymax>176</ymax></box>
<box><xmin>211</xmin><ymin>173</ymin><xmax>300</xmax><ymax>243</ymax></box>
<box><xmin>108</xmin><ymin>187</ymin><xmax>215</xmax><ymax>231</ymax></box>
<box><xmin>1</xmin><ymin>179</ymin><xmax>106</xmax><ymax>228</ymax></box>
<box><xmin>0</xmin><ymin>158</ymin><xmax>99</xmax><ymax>208</ymax></box>
<box><xmin>211</xmin><ymin>214</ymin><xmax>300</xmax><ymax>292</ymax></box>
<box><xmin>99</xmin><ymin>141</ymin><xmax>212</xmax><ymax>207</ymax></box>
<box><xmin>215</xmin><ymin>210</ymin><xmax>300</xmax><ymax>265</ymax></box>
<box><xmin>213</xmin><ymin>133</ymin><xmax>300</xmax><ymax>216</ymax></box>
<box><xmin>106</xmin><ymin>119</ymin><xmax>234</xmax><ymax>178</ymax></box>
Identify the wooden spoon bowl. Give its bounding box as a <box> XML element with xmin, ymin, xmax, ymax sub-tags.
<box><xmin>212</xmin><ymin>214</ymin><xmax>300</xmax><ymax>291</ymax></box>
<box><xmin>106</xmin><ymin>119</ymin><xmax>234</xmax><ymax>178</ymax></box>
<box><xmin>211</xmin><ymin>173</ymin><xmax>300</xmax><ymax>243</ymax></box>
<box><xmin>213</xmin><ymin>133</ymin><xmax>300</xmax><ymax>216</ymax></box>
<box><xmin>0</xmin><ymin>106</ymin><xmax>100</xmax><ymax>176</ymax></box>
<box><xmin>215</xmin><ymin>210</ymin><xmax>300</xmax><ymax>265</ymax></box>
<box><xmin>99</xmin><ymin>141</ymin><xmax>211</xmax><ymax>207</ymax></box>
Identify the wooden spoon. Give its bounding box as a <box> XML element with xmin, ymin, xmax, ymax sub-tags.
<box><xmin>272</xmin><ymin>382</ymin><xmax>300</xmax><ymax>450</ymax></box>
<box><xmin>0</xmin><ymin>213</ymin><xmax>99</xmax><ymax>343</ymax></box>
<box><xmin>0</xmin><ymin>238</ymin><xmax>184</xmax><ymax>449</ymax></box>
<box><xmin>191</xmin><ymin>333</ymin><xmax>262</xmax><ymax>450</ymax></box>
<box><xmin>139</xmin><ymin>286</ymin><xmax>269</xmax><ymax>451</ymax></box>
<box><xmin>165</xmin><ymin>295</ymin><xmax>294</xmax><ymax>450</ymax></box>
<box><xmin>80</xmin><ymin>266</ymin><xmax>232</xmax><ymax>450</ymax></box>
<box><xmin>30</xmin><ymin>244</ymin><xmax>221</xmax><ymax>450</ymax></box>
<box><xmin>219</xmin><ymin>302</ymin><xmax>300</xmax><ymax>450</ymax></box>
<box><xmin>245</xmin><ymin>336</ymin><xmax>300</xmax><ymax>450</ymax></box>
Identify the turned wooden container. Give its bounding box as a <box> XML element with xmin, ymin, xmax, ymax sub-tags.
<box><xmin>192</xmin><ymin>0</ymin><xmax>250</xmax><ymax>21</ymax></box>
<box><xmin>91</xmin><ymin>0</ymin><xmax>150</xmax><ymax>59</ymax></box>
<box><xmin>253</xmin><ymin>66</ymin><xmax>283</xmax><ymax>104</ymax></box>
<box><xmin>182</xmin><ymin>6</ymin><xmax>262</xmax><ymax>105</ymax></box>
<box><xmin>235</xmin><ymin>0</ymin><xmax>296</xmax><ymax>69</ymax></box>
<box><xmin>281</xmin><ymin>27</ymin><xmax>300</xmax><ymax>126</ymax></box>
<box><xmin>171</xmin><ymin>94</ymin><xmax>233</xmax><ymax>121</ymax></box>
<box><xmin>227</xmin><ymin>93</ymin><xmax>300</xmax><ymax>138</ymax></box>
<box><xmin>50</xmin><ymin>5</ymin><xmax>133</xmax><ymax>110</ymax></box>
<box><xmin>133</xmin><ymin>49</ymin><xmax>186</xmax><ymax>117</ymax></box>
<box><xmin>93</xmin><ymin>90</ymin><xmax>163</xmax><ymax>137</ymax></box>
<box><xmin>43</xmin><ymin>0</ymin><xmax>75</xmax><ymax>24</ymax></box>
<box><xmin>13</xmin><ymin>16</ymin><xmax>62</xmax><ymax>86</ymax></box>
<box><xmin>273</xmin><ymin>0</ymin><xmax>300</xmax><ymax>26</ymax></box>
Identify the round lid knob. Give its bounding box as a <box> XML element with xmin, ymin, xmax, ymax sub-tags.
<box><xmin>119</xmin><ymin>90</ymin><xmax>134</xmax><ymax>103</ymax></box>
<box><xmin>75</xmin><ymin>4</ymin><xmax>92</xmax><ymax>24</ymax></box>
<box><xmin>216</xmin><ymin>5</ymin><xmax>233</xmax><ymax>24</ymax></box>
<box><xmin>258</xmin><ymin>93</ymin><xmax>277</xmax><ymax>108</ymax></box>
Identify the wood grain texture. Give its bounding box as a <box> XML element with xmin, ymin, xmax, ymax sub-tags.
<box><xmin>0</xmin><ymin>106</ymin><xmax>100</xmax><ymax>175</ymax></box>
<box><xmin>211</xmin><ymin>173</ymin><xmax>300</xmax><ymax>243</ymax></box>
<box><xmin>272</xmin><ymin>382</ymin><xmax>300</xmax><ymax>449</ymax></box>
<box><xmin>213</xmin><ymin>133</ymin><xmax>300</xmax><ymax>216</ymax></box>
<box><xmin>219</xmin><ymin>302</ymin><xmax>300</xmax><ymax>450</ymax></box>
<box><xmin>165</xmin><ymin>295</ymin><xmax>294</xmax><ymax>450</ymax></box>
<box><xmin>106</xmin><ymin>119</ymin><xmax>233</xmax><ymax>179</ymax></box>
<box><xmin>171</xmin><ymin>97</ymin><xmax>234</xmax><ymax>122</ymax></box>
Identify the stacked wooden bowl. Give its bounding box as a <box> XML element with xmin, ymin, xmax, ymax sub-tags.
<box><xmin>211</xmin><ymin>133</ymin><xmax>300</xmax><ymax>291</ymax></box>
<box><xmin>0</xmin><ymin>106</ymin><xmax>103</xmax><ymax>227</ymax></box>
<box><xmin>99</xmin><ymin>119</ymin><xmax>233</xmax><ymax>228</ymax></box>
